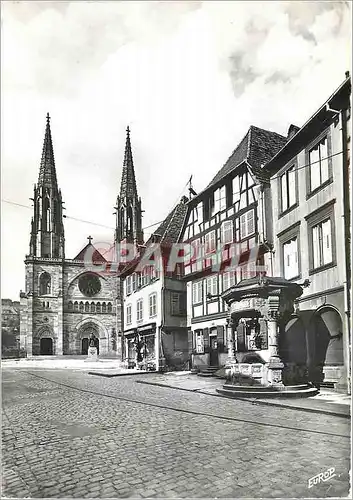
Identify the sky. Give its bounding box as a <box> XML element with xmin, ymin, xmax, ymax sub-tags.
<box><xmin>1</xmin><ymin>0</ymin><xmax>351</xmax><ymax>300</ymax></box>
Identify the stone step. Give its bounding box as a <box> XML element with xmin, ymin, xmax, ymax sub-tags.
<box><xmin>216</xmin><ymin>385</ymin><xmax>319</xmax><ymax>399</ymax></box>
<box><xmin>223</xmin><ymin>383</ymin><xmax>312</xmax><ymax>392</ymax></box>
<box><xmin>197</xmin><ymin>372</ymin><xmax>216</xmax><ymax>377</ymax></box>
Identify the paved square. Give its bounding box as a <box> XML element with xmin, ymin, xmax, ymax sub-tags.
<box><xmin>2</xmin><ymin>369</ymin><xmax>350</xmax><ymax>498</ymax></box>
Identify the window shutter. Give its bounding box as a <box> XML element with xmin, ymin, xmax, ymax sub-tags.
<box><xmin>203</xmin><ymin>327</ymin><xmax>210</xmax><ymax>353</ymax></box>
<box><xmin>258</xmin><ymin>318</ymin><xmax>268</xmax><ymax>349</ymax></box>
<box><xmin>188</xmin><ymin>329</ymin><xmax>194</xmax><ymax>355</ymax></box>
<box><xmin>320</xmin><ymin>138</ymin><xmax>329</xmax><ymax>183</ymax></box>
<box><xmin>281</xmin><ymin>174</ymin><xmax>287</xmax><ymax>212</ymax></box>
<box><xmin>247</xmin><ymin>210</ymin><xmax>255</xmax><ymax>235</ymax></box>
<box><xmin>217</xmin><ymin>325</ymin><xmax>226</xmax><ymax>353</ymax></box>
<box><xmin>237</xmin><ymin>322</ymin><xmax>246</xmax><ymax>352</ymax></box>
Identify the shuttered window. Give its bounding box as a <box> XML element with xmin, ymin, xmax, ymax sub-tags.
<box><xmin>192</xmin><ymin>281</ymin><xmax>203</xmax><ymax>304</ymax></box>
<box><xmin>136</xmin><ymin>299</ymin><xmax>143</xmax><ymax>322</ymax></box>
<box><xmin>240</xmin><ymin>210</ymin><xmax>255</xmax><ymax>239</ymax></box>
<box><xmin>126</xmin><ymin>304</ymin><xmax>132</xmax><ymax>325</ymax></box>
<box><xmin>149</xmin><ymin>293</ymin><xmax>157</xmax><ymax>317</ymax></box>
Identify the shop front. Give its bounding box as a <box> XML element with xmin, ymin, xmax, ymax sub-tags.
<box><xmin>123</xmin><ymin>323</ymin><xmax>157</xmax><ymax>370</ymax></box>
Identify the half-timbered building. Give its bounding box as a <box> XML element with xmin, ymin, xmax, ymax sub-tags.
<box><xmin>182</xmin><ymin>126</ymin><xmax>288</xmax><ymax>371</ymax></box>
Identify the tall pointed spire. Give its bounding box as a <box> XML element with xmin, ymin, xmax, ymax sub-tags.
<box><xmin>29</xmin><ymin>114</ymin><xmax>65</xmax><ymax>258</ymax></box>
<box><xmin>38</xmin><ymin>113</ymin><xmax>57</xmax><ymax>187</ymax></box>
<box><xmin>120</xmin><ymin>126</ymin><xmax>138</xmax><ymax>199</ymax></box>
<box><xmin>115</xmin><ymin>126</ymin><xmax>143</xmax><ymax>245</ymax></box>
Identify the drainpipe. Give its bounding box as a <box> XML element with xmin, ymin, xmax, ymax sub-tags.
<box><xmin>339</xmin><ymin>102</ymin><xmax>351</xmax><ymax>394</ymax></box>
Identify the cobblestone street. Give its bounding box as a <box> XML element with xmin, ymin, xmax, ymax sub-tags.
<box><xmin>2</xmin><ymin>369</ymin><xmax>351</xmax><ymax>498</ymax></box>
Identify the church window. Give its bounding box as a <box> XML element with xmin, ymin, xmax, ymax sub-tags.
<box><xmin>79</xmin><ymin>302</ymin><xmax>84</xmax><ymax>312</ymax></box>
<box><xmin>43</xmin><ymin>197</ymin><xmax>51</xmax><ymax>232</ymax></box>
<box><xmin>96</xmin><ymin>302</ymin><xmax>101</xmax><ymax>313</ymax></box>
<box><xmin>39</xmin><ymin>272</ymin><xmax>51</xmax><ymax>295</ymax></box>
<box><xmin>74</xmin><ymin>301</ymin><xmax>79</xmax><ymax>312</ymax></box>
<box><xmin>90</xmin><ymin>302</ymin><xmax>95</xmax><ymax>313</ymax></box>
<box><xmin>102</xmin><ymin>302</ymin><xmax>107</xmax><ymax>313</ymax></box>
<box><xmin>85</xmin><ymin>302</ymin><xmax>90</xmax><ymax>312</ymax></box>
<box><xmin>107</xmin><ymin>303</ymin><xmax>112</xmax><ymax>313</ymax></box>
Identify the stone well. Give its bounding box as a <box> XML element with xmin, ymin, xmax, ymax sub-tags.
<box><xmin>217</xmin><ymin>276</ymin><xmax>318</xmax><ymax>398</ymax></box>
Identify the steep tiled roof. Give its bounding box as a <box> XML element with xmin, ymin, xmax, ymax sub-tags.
<box><xmin>147</xmin><ymin>196</ymin><xmax>189</xmax><ymax>246</ymax></box>
<box><xmin>73</xmin><ymin>243</ymin><xmax>107</xmax><ymax>262</ymax></box>
<box><xmin>206</xmin><ymin>125</ymin><xmax>287</xmax><ymax>189</ymax></box>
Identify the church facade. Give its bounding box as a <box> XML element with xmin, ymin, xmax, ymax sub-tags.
<box><xmin>19</xmin><ymin>115</ymin><xmax>142</xmax><ymax>356</ymax></box>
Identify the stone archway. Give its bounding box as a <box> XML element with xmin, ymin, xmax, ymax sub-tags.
<box><xmin>309</xmin><ymin>307</ymin><xmax>344</xmax><ymax>386</ymax></box>
<box><xmin>79</xmin><ymin>323</ymin><xmax>99</xmax><ymax>355</ymax></box>
<box><xmin>33</xmin><ymin>327</ymin><xmax>55</xmax><ymax>355</ymax></box>
<box><xmin>74</xmin><ymin>319</ymin><xmax>108</xmax><ymax>355</ymax></box>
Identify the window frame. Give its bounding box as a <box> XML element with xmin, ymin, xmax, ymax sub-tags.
<box><xmin>306</xmin><ymin>200</ymin><xmax>336</xmax><ymax>274</ymax></box>
<box><xmin>239</xmin><ymin>209</ymin><xmax>255</xmax><ymax>240</ymax></box>
<box><xmin>136</xmin><ymin>299</ymin><xmax>143</xmax><ymax>322</ymax></box>
<box><xmin>278</xmin><ymin>160</ymin><xmax>298</xmax><ymax>216</ymax></box>
<box><xmin>306</xmin><ymin>130</ymin><xmax>333</xmax><ymax>197</ymax></box>
<box><xmin>192</xmin><ymin>280</ymin><xmax>203</xmax><ymax>305</ymax></box>
<box><xmin>126</xmin><ymin>304</ymin><xmax>132</xmax><ymax>325</ymax></box>
<box><xmin>149</xmin><ymin>292</ymin><xmax>157</xmax><ymax>318</ymax></box>
<box><xmin>278</xmin><ymin>222</ymin><xmax>301</xmax><ymax>281</ymax></box>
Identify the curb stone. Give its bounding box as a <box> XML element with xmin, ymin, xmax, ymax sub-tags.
<box><xmin>136</xmin><ymin>380</ymin><xmax>351</xmax><ymax>419</ymax></box>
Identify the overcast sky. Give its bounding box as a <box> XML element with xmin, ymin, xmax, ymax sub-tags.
<box><xmin>1</xmin><ymin>0</ymin><xmax>351</xmax><ymax>300</ymax></box>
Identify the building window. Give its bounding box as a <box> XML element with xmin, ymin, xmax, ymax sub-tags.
<box><xmin>107</xmin><ymin>302</ymin><xmax>112</xmax><ymax>313</ymax></box>
<box><xmin>171</xmin><ymin>292</ymin><xmax>186</xmax><ymax>316</ymax></box>
<box><xmin>204</xmin><ymin>230</ymin><xmax>216</xmax><ymax>254</ymax></box>
<box><xmin>126</xmin><ymin>276</ymin><xmax>132</xmax><ymax>295</ymax></box>
<box><xmin>312</xmin><ymin>218</ymin><xmax>333</xmax><ymax>269</ymax></box>
<box><xmin>74</xmin><ymin>301</ymin><xmax>79</xmax><ymax>312</ymax></box>
<box><xmin>90</xmin><ymin>302</ymin><xmax>95</xmax><ymax>313</ymax></box>
<box><xmin>126</xmin><ymin>304</ymin><xmax>132</xmax><ymax>325</ymax></box>
<box><xmin>149</xmin><ymin>293</ymin><xmax>157</xmax><ymax>317</ymax></box>
<box><xmin>79</xmin><ymin>302</ymin><xmax>84</xmax><ymax>312</ymax></box>
<box><xmin>137</xmin><ymin>299</ymin><xmax>143</xmax><ymax>322</ymax></box>
<box><xmin>96</xmin><ymin>302</ymin><xmax>101</xmax><ymax>313</ymax></box>
<box><xmin>192</xmin><ymin>281</ymin><xmax>203</xmax><ymax>304</ymax></box>
<box><xmin>85</xmin><ymin>302</ymin><xmax>90</xmax><ymax>312</ymax></box>
<box><xmin>68</xmin><ymin>301</ymin><xmax>73</xmax><ymax>311</ymax></box>
<box><xmin>309</xmin><ymin>136</ymin><xmax>330</xmax><ymax>192</ymax></box>
<box><xmin>102</xmin><ymin>302</ymin><xmax>107</xmax><ymax>313</ymax></box>
<box><xmin>132</xmin><ymin>274</ymin><xmax>137</xmax><ymax>292</ymax></box>
<box><xmin>212</xmin><ymin>186</ymin><xmax>226</xmax><ymax>216</ymax></box>
<box><xmin>240</xmin><ymin>209</ymin><xmax>255</xmax><ymax>239</ymax></box>
<box><xmin>195</xmin><ymin>330</ymin><xmax>204</xmax><ymax>354</ymax></box>
<box><xmin>221</xmin><ymin>220</ymin><xmax>233</xmax><ymax>244</ymax></box>
<box><xmin>39</xmin><ymin>272</ymin><xmax>51</xmax><ymax>295</ymax></box>
<box><xmin>232</xmin><ymin>175</ymin><xmax>240</xmax><ymax>204</ymax></box>
<box><xmin>223</xmin><ymin>271</ymin><xmax>236</xmax><ymax>292</ymax></box>
<box><xmin>283</xmin><ymin>237</ymin><xmax>299</xmax><ymax>279</ymax></box>
<box><xmin>280</xmin><ymin>166</ymin><xmax>296</xmax><ymax>213</ymax></box>
<box><xmin>207</xmin><ymin>275</ymin><xmax>218</xmax><ymax>298</ymax></box>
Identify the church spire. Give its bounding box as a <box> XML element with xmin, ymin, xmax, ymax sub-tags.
<box><xmin>38</xmin><ymin>113</ymin><xmax>57</xmax><ymax>187</ymax></box>
<box><xmin>115</xmin><ymin>126</ymin><xmax>143</xmax><ymax>245</ymax></box>
<box><xmin>29</xmin><ymin>114</ymin><xmax>65</xmax><ymax>258</ymax></box>
<box><xmin>120</xmin><ymin>126</ymin><xmax>138</xmax><ymax>199</ymax></box>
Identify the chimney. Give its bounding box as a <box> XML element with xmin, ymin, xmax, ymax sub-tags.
<box><xmin>287</xmin><ymin>124</ymin><xmax>300</xmax><ymax>140</ymax></box>
<box><xmin>345</xmin><ymin>71</ymin><xmax>350</xmax><ymax>79</ymax></box>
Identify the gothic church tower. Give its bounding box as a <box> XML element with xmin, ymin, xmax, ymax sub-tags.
<box><xmin>20</xmin><ymin>114</ymin><xmax>65</xmax><ymax>356</ymax></box>
<box><xmin>115</xmin><ymin>127</ymin><xmax>144</xmax><ymax>246</ymax></box>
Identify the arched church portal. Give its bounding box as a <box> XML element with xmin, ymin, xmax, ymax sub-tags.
<box><xmin>76</xmin><ymin>322</ymin><xmax>106</xmax><ymax>355</ymax></box>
